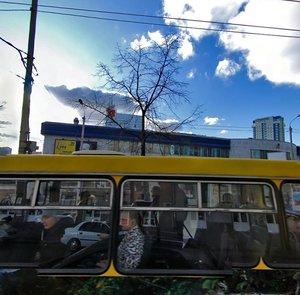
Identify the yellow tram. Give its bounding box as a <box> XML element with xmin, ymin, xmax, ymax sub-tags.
<box><xmin>0</xmin><ymin>153</ymin><xmax>299</xmax><ymax>276</ymax></box>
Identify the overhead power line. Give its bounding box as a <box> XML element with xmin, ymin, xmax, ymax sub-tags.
<box><xmin>187</xmin><ymin>124</ymin><xmax>300</xmax><ymax>133</ymax></box>
<box><xmin>7</xmin><ymin>2</ymin><xmax>300</xmax><ymax>34</ymax></box>
<box><xmin>37</xmin><ymin>9</ymin><xmax>300</xmax><ymax>39</ymax></box>
<box><xmin>0</xmin><ymin>8</ymin><xmax>27</xmax><ymax>11</ymax></box>
<box><xmin>1</xmin><ymin>1</ymin><xmax>300</xmax><ymax>38</ymax></box>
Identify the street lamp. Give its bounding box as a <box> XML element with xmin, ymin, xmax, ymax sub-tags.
<box><xmin>289</xmin><ymin>114</ymin><xmax>300</xmax><ymax>160</ymax></box>
<box><xmin>78</xmin><ymin>99</ymin><xmax>86</xmax><ymax>151</ymax></box>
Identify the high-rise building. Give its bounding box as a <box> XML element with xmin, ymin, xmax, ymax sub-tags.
<box><xmin>252</xmin><ymin>116</ymin><xmax>285</xmax><ymax>141</ymax></box>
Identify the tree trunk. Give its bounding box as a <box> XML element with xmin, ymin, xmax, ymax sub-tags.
<box><xmin>141</xmin><ymin>111</ymin><xmax>146</xmax><ymax>156</ymax></box>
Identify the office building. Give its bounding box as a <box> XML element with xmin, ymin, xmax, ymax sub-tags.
<box><xmin>253</xmin><ymin>116</ymin><xmax>285</xmax><ymax>141</ymax></box>
<box><xmin>41</xmin><ymin>121</ymin><xmax>230</xmax><ymax>157</ymax></box>
<box><xmin>41</xmin><ymin>121</ymin><xmax>295</xmax><ymax>159</ymax></box>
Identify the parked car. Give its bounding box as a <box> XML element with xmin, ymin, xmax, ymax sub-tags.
<box><xmin>61</xmin><ymin>221</ymin><xmax>110</xmax><ymax>252</ymax></box>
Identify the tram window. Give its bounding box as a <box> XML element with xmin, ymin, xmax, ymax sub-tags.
<box><xmin>282</xmin><ymin>183</ymin><xmax>300</xmax><ymax>215</ymax></box>
<box><xmin>118</xmin><ymin>180</ymin><xmax>281</xmax><ymax>273</ymax></box>
<box><xmin>278</xmin><ymin>182</ymin><xmax>300</xmax><ymax>267</ymax></box>
<box><xmin>0</xmin><ymin>207</ymin><xmax>111</xmax><ymax>271</ymax></box>
<box><xmin>116</xmin><ymin>208</ymin><xmax>283</xmax><ymax>273</ymax></box>
<box><xmin>37</xmin><ymin>180</ymin><xmax>112</xmax><ymax>207</ymax></box>
<box><xmin>202</xmin><ymin>183</ymin><xmax>274</xmax><ymax>209</ymax></box>
<box><xmin>0</xmin><ymin>179</ymin><xmax>35</xmax><ymax>207</ymax></box>
<box><xmin>121</xmin><ymin>180</ymin><xmax>198</xmax><ymax>208</ymax></box>
<box><xmin>283</xmin><ymin>182</ymin><xmax>300</xmax><ymax>243</ymax></box>
<box><xmin>0</xmin><ymin>179</ymin><xmax>113</xmax><ymax>273</ymax></box>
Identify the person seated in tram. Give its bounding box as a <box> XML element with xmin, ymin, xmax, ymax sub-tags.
<box><xmin>35</xmin><ymin>210</ymin><xmax>74</xmax><ymax>264</ymax></box>
<box><xmin>78</xmin><ymin>191</ymin><xmax>91</xmax><ymax>206</ymax></box>
<box><xmin>117</xmin><ymin>211</ymin><xmax>145</xmax><ymax>269</ymax></box>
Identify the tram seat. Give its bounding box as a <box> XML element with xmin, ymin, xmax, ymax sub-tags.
<box><xmin>245</xmin><ymin>225</ymin><xmax>268</xmax><ymax>260</ymax></box>
<box><xmin>158</xmin><ymin>212</ymin><xmax>185</xmax><ymax>242</ymax></box>
<box><xmin>265</xmin><ymin>233</ymin><xmax>281</xmax><ymax>261</ymax></box>
<box><xmin>231</xmin><ymin>231</ymin><xmax>250</xmax><ymax>263</ymax></box>
<box><xmin>193</xmin><ymin>213</ymin><xmax>269</xmax><ymax>267</ymax></box>
<box><xmin>194</xmin><ymin>220</ymin><xmax>234</xmax><ymax>269</ymax></box>
<box><xmin>138</xmin><ymin>237</ymin><xmax>153</xmax><ymax>268</ymax></box>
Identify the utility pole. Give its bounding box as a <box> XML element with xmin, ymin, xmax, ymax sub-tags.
<box><xmin>289</xmin><ymin>114</ymin><xmax>300</xmax><ymax>160</ymax></box>
<box><xmin>78</xmin><ymin>99</ymin><xmax>86</xmax><ymax>150</ymax></box>
<box><xmin>18</xmin><ymin>0</ymin><xmax>38</xmax><ymax>154</ymax></box>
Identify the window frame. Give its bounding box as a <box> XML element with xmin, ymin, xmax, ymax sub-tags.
<box><xmin>120</xmin><ymin>177</ymin><xmax>277</xmax><ymax>214</ymax></box>
<box><xmin>0</xmin><ymin>175</ymin><xmax>116</xmax><ymax>275</ymax></box>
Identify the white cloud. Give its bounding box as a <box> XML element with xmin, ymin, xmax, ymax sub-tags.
<box><xmin>131</xmin><ymin>35</ymin><xmax>153</xmax><ymax>50</ymax></box>
<box><xmin>178</xmin><ymin>35</ymin><xmax>194</xmax><ymax>60</ymax></box>
<box><xmin>163</xmin><ymin>0</ymin><xmax>245</xmax><ymax>41</ymax></box>
<box><xmin>131</xmin><ymin>30</ymin><xmax>195</xmax><ymax>60</ymax></box>
<box><xmin>220</xmin><ymin>130</ymin><xmax>228</xmax><ymax>134</ymax></box>
<box><xmin>146</xmin><ymin>118</ymin><xmax>182</xmax><ymax>132</ymax></box>
<box><xmin>187</xmin><ymin>68</ymin><xmax>196</xmax><ymax>79</ymax></box>
<box><xmin>45</xmin><ymin>85</ymin><xmax>136</xmax><ymax>121</ymax></box>
<box><xmin>163</xmin><ymin>0</ymin><xmax>300</xmax><ymax>86</ymax></box>
<box><xmin>218</xmin><ymin>0</ymin><xmax>300</xmax><ymax>85</ymax></box>
<box><xmin>131</xmin><ymin>30</ymin><xmax>165</xmax><ymax>50</ymax></box>
<box><xmin>204</xmin><ymin>116</ymin><xmax>220</xmax><ymax>125</ymax></box>
<box><xmin>148</xmin><ymin>31</ymin><xmax>166</xmax><ymax>45</ymax></box>
<box><xmin>215</xmin><ymin>58</ymin><xmax>241</xmax><ymax>78</ymax></box>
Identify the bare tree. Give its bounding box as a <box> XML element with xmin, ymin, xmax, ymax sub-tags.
<box><xmin>82</xmin><ymin>35</ymin><xmax>201</xmax><ymax>156</ymax></box>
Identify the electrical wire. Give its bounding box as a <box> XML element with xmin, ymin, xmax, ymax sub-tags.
<box><xmin>35</xmin><ymin>9</ymin><xmax>300</xmax><ymax>39</ymax></box>
<box><xmin>13</xmin><ymin>2</ymin><xmax>300</xmax><ymax>34</ymax></box>
<box><xmin>183</xmin><ymin>124</ymin><xmax>300</xmax><ymax>134</ymax></box>
<box><xmin>0</xmin><ymin>8</ymin><xmax>27</xmax><ymax>11</ymax></box>
<box><xmin>1</xmin><ymin>1</ymin><xmax>300</xmax><ymax>38</ymax></box>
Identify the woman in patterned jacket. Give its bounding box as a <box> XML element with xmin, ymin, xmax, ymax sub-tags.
<box><xmin>117</xmin><ymin>211</ymin><xmax>145</xmax><ymax>269</ymax></box>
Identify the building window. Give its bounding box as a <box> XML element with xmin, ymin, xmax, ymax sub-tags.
<box><xmin>250</xmin><ymin>149</ymin><xmax>269</xmax><ymax>159</ymax></box>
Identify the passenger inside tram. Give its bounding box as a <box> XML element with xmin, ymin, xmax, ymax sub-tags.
<box><xmin>34</xmin><ymin>210</ymin><xmax>74</xmax><ymax>265</ymax></box>
<box><xmin>117</xmin><ymin>211</ymin><xmax>145</xmax><ymax>269</ymax></box>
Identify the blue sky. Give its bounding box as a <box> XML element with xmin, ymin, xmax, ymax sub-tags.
<box><xmin>1</xmin><ymin>0</ymin><xmax>300</xmax><ymax>153</ymax></box>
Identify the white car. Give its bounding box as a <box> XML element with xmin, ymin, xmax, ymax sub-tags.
<box><xmin>61</xmin><ymin>221</ymin><xmax>110</xmax><ymax>252</ymax></box>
